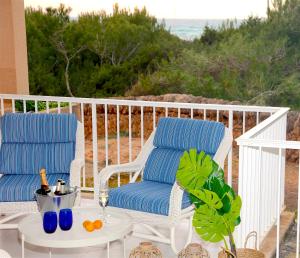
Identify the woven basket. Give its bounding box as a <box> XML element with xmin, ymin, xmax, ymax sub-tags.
<box><xmin>218</xmin><ymin>232</ymin><xmax>265</xmax><ymax>258</ymax></box>
<box><xmin>178</xmin><ymin>243</ymin><xmax>210</xmax><ymax>258</ymax></box>
<box><xmin>129</xmin><ymin>242</ymin><xmax>162</xmax><ymax>258</ymax></box>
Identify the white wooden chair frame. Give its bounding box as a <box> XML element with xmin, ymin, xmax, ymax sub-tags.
<box><xmin>0</xmin><ymin>121</ymin><xmax>85</xmax><ymax>229</ymax></box>
<box><xmin>98</xmin><ymin>127</ymin><xmax>232</xmax><ymax>254</ymax></box>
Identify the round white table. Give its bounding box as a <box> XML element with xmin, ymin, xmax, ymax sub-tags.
<box><xmin>18</xmin><ymin>208</ymin><xmax>132</xmax><ymax>258</ymax></box>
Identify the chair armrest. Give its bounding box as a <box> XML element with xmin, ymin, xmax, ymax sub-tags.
<box><xmin>214</xmin><ymin>127</ymin><xmax>233</xmax><ymax>169</ymax></box>
<box><xmin>69</xmin><ymin>158</ymin><xmax>84</xmax><ymax>207</ymax></box>
<box><xmin>169</xmin><ymin>182</ymin><xmax>194</xmax><ymax>220</ymax></box>
<box><xmin>98</xmin><ymin>162</ymin><xmax>143</xmax><ymax>187</ymax></box>
<box><xmin>168</xmin><ymin>182</ymin><xmax>185</xmax><ymax>218</ymax></box>
<box><xmin>70</xmin><ymin>158</ymin><xmax>84</xmax><ymax>187</ymax></box>
<box><xmin>97</xmin><ymin>130</ymin><xmax>155</xmax><ymax>190</ymax></box>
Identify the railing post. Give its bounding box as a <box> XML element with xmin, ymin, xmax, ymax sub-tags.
<box><xmin>105</xmin><ymin>104</ymin><xmax>109</xmax><ymax>167</ymax></box>
<box><xmin>129</xmin><ymin>105</ymin><xmax>132</xmax><ymax>163</ymax></box>
<box><xmin>1</xmin><ymin>98</ymin><xmax>4</xmax><ymax>115</ymax></box>
<box><xmin>23</xmin><ymin>100</ymin><xmax>26</xmax><ymax>113</ymax></box>
<box><xmin>57</xmin><ymin>102</ymin><xmax>61</xmax><ymax>114</ymax></box>
<box><xmin>296</xmin><ymin>151</ymin><xmax>300</xmax><ymax>258</ymax></box>
<box><xmin>228</xmin><ymin>110</ymin><xmax>233</xmax><ymax>186</ymax></box>
<box><xmin>141</xmin><ymin>106</ymin><xmax>144</xmax><ymax>147</ymax></box>
<box><xmin>80</xmin><ymin>102</ymin><xmax>86</xmax><ymax>189</ymax></box>
<box><xmin>117</xmin><ymin>105</ymin><xmax>120</xmax><ymax>187</ymax></box>
<box><xmin>257</xmin><ymin>146</ymin><xmax>262</xmax><ymax>249</ymax></box>
<box><xmin>34</xmin><ymin>100</ymin><xmax>38</xmax><ymax>113</ymax></box>
<box><xmin>280</xmin><ymin>113</ymin><xmax>287</xmax><ymax>210</ymax></box>
<box><xmin>12</xmin><ymin>99</ymin><xmax>15</xmax><ymax>113</ymax></box>
<box><xmin>236</xmin><ymin>145</ymin><xmax>244</xmax><ymax>248</ymax></box>
<box><xmin>276</xmin><ymin>148</ymin><xmax>283</xmax><ymax>258</ymax></box>
<box><xmin>46</xmin><ymin>101</ymin><xmax>49</xmax><ymax>113</ymax></box>
<box><xmin>237</xmin><ymin>145</ymin><xmax>261</xmax><ymax>248</ymax></box>
<box><xmin>152</xmin><ymin>106</ymin><xmax>156</xmax><ymax>129</ymax></box>
<box><xmin>92</xmin><ymin>103</ymin><xmax>98</xmax><ymax>201</ymax></box>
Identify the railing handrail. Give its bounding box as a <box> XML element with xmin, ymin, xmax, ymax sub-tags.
<box><xmin>0</xmin><ymin>94</ymin><xmax>282</xmax><ymax>113</ymax></box>
<box><xmin>236</xmin><ymin>107</ymin><xmax>289</xmax><ymax>142</ymax></box>
<box><xmin>237</xmin><ymin>138</ymin><xmax>300</xmax><ymax>149</ymax></box>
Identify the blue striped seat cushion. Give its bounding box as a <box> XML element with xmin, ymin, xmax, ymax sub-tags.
<box><xmin>153</xmin><ymin>117</ymin><xmax>225</xmax><ymax>154</ymax></box>
<box><xmin>0</xmin><ymin>113</ymin><xmax>77</xmax><ymax>175</ymax></box>
<box><xmin>0</xmin><ymin>173</ymin><xmax>69</xmax><ymax>202</ymax></box>
<box><xmin>143</xmin><ymin>148</ymin><xmax>184</xmax><ymax>184</ymax></box>
<box><xmin>109</xmin><ymin>181</ymin><xmax>191</xmax><ymax>216</ymax></box>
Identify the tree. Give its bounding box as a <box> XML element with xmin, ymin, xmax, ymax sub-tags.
<box><xmin>47</xmin><ymin>5</ymin><xmax>86</xmax><ymax>97</ymax></box>
<box><xmin>50</xmin><ymin>23</ymin><xmax>86</xmax><ymax>97</ymax></box>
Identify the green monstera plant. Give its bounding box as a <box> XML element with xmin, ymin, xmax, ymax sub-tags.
<box><xmin>176</xmin><ymin>149</ymin><xmax>241</xmax><ymax>257</ymax></box>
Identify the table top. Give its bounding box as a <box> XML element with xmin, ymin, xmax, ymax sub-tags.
<box><xmin>18</xmin><ymin>208</ymin><xmax>132</xmax><ymax>248</ymax></box>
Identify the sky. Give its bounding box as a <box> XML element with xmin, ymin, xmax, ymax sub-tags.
<box><xmin>24</xmin><ymin>0</ymin><xmax>268</xmax><ymax>19</ymax></box>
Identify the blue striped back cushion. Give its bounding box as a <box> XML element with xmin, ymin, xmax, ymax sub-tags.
<box><xmin>153</xmin><ymin>118</ymin><xmax>225</xmax><ymax>154</ymax></box>
<box><xmin>1</xmin><ymin>113</ymin><xmax>77</xmax><ymax>143</ymax></box>
<box><xmin>0</xmin><ymin>113</ymin><xmax>77</xmax><ymax>175</ymax></box>
<box><xmin>143</xmin><ymin>148</ymin><xmax>184</xmax><ymax>184</ymax></box>
<box><xmin>0</xmin><ymin>143</ymin><xmax>75</xmax><ymax>174</ymax></box>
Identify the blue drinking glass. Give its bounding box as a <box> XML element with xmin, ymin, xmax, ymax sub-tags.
<box><xmin>59</xmin><ymin>208</ymin><xmax>73</xmax><ymax>231</ymax></box>
<box><xmin>43</xmin><ymin>211</ymin><xmax>58</xmax><ymax>234</ymax></box>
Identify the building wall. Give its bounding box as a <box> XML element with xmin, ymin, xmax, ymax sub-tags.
<box><xmin>0</xmin><ymin>0</ymin><xmax>29</xmax><ymax>94</ymax></box>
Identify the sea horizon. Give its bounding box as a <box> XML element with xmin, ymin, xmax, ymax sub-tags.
<box><xmin>160</xmin><ymin>18</ymin><xmax>243</xmax><ymax>40</ymax></box>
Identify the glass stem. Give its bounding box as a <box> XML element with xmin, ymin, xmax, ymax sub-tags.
<box><xmin>102</xmin><ymin>206</ymin><xmax>106</xmax><ymax>222</ymax></box>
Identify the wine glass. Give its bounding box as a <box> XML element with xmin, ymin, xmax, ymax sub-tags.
<box><xmin>99</xmin><ymin>185</ymin><xmax>109</xmax><ymax>223</ymax></box>
<box><xmin>43</xmin><ymin>211</ymin><xmax>57</xmax><ymax>234</ymax></box>
<box><xmin>59</xmin><ymin>208</ymin><xmax>73</xmax><ymax>231</ymax></box>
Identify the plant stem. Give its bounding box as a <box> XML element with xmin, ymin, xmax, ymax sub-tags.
<box><xmin>228</xmin><ymin>231</ymin><xmax>237</xmax><ymax>257</ymax></box>
<box><xmin>222</xmin><ymin>217</ymin><xmax>237</xmax><ymax>257</ymax></box>
<box><xmin>223</xmin><ymin>237</ymin><xmax>229</xmax><ymax>250</ymax></box>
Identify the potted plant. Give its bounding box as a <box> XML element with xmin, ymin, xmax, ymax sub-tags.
<box><xmin>176</xmin><ymin>149</ymin><xmax>264</xmax><ymax>258</ymax></box>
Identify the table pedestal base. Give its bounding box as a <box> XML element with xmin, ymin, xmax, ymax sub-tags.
<box><xmin>21</xmin><ymin>236</ymin><xmax>127</xmax><ymax>258</ymax></box>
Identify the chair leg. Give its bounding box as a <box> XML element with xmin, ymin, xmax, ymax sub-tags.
<box><xmin>170</xmin><ymin>216</ymin><xmax>193</xmax><ymax>254</ymax></box>
<box><xmin>186</xmin><ymin>216</ymin><xmax>193</xmax><ymax>244</ymax></box>
<box><xmin>0</xmin><ymin>212</ymin><xmax>27</xmax><ymax>229</ymax></box>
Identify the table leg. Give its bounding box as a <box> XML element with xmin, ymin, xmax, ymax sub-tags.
<box><xmin>21</xmin><ymin>234</ymin><xmax>25</xmax><ymax>258</ymax></box>
<box><xmin>107</xmin><ymin>242</ymin><xmax>110</xmax><ymax>258</ymax></box>
<box><xmin>123</xmin><ymin>236</ymin><xmax>126</xmax><ymax>258</ymax></box>
<box><xmin>49</xmin><ymin>248</ymin><xmax>52</xmax><ymax>258</ymax></box>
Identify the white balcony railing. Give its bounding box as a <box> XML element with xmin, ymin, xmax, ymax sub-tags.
<box><xmin>236</xmin><ymin>108</ymin><xmax>289</xmax><ymax>253</ymax></box>
<box><xmin>235</xmin><ymin>108</ymin><xmax>300</xmax><ymax>258</ymax></box>
<box><xmin>0</xmin><ymin>94</ymin><xmax>293</xmax><ymax>256</ymax></box>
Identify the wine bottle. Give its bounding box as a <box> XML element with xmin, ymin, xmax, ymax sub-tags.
<box><xmin>54</xmin><ymin>179</ymin><xmax>63</xmax><ymax>195</ymax></box>
<box><xmin>39</xmin><ymin>168</ymin><xmax>51</xmax><ymax>195</ymax></box>
<box><xmin>54</xmin><ymin>179</ymin><xmax>67</xmax><ymax>195</ymax></box>
<box><xmin>60</xmin><ymin>180</ymin><xmax>67</xmax><ymax>195</ymax></box>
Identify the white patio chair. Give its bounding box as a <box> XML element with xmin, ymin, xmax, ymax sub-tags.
<box><xmin>0</xmin><ymin>249</ymin><xmax>11</xmax><ymax>258</ymax></box>
<box><xmin>0</xmin><ymin>113</ymin><xmax>84</xmax><ymax>229</ymax></box>
<box><xmin>99</xmin><ymin>117</ymin><xmax>232</xmax><ymax>254</ymax></box>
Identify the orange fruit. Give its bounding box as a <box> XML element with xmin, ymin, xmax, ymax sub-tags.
<box><xmin>85</xmin><ymin>222</ymin><xmax>95</xmax><ymax>232</ymax></box>
<box><xmin>93</xmin><ymin>220</ymin><xmax>103</xmax><ymax>229</ymax></box>
<box><xmin>82</xmin><ymin>220</ymin><xmax>91</xmax><ymax>228</ymax></box>
<box><xmin>83</xmin><ymin>220</ymin><xmax>94</xmax><ymax>232</ymax></box>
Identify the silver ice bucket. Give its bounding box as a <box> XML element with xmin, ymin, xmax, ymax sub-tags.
<box><xmin>35</xmin><ymin>186</ymin><xmax>79</xmax><ymax>214</ymax></box>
